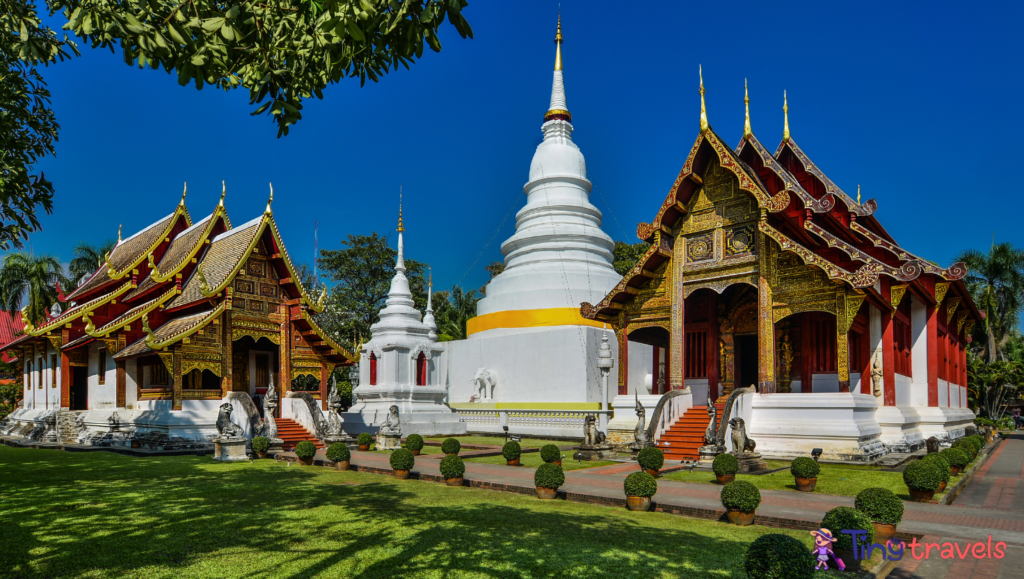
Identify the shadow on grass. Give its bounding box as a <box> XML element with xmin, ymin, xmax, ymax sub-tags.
<box><xmin>0</xmin><ymin>445</ymin><xmax>795</xmax><ymax>578</ymax></box>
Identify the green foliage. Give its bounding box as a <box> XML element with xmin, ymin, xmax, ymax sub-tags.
<box><xmin>612</xmin><ymin>241</ymin><xmax>649</xmax><ymax>276</ymax></box>
<box><xmin>623</xmin><ymin>471</ymin><xmax>658</xmax><ymax>498</ymax></box>
<box><xmin>293</xmin><ymin>440</ymin><xmax>317</xmax><ymax>460</ymax></box>
<box><xmin>712</xmin><ymin>453</ymin><xmax>739</xmax><ymax>476</ymax></box>
<box><xmin>789</xmin><ymin>457</ymin><xmax>820</xmax><ymax>479</ymax></box>
<box><xmin>952</xmin><ymin>439</ymin><xmax>978</xmax><ymax>461</ymax></box>
<box><xmin>940</xmin><ymin>447</ymin><xmax>970</xmax><ymax>469</ymax></box>
<box><xmin>502</xmin><ymin>441</ymin><xmax>521</xmax><ymax>461</ymax></box>
<box><xmin>534</xmin><ymin>463</ymin><xmax>565</xmax><ymax>490</ymax></box>
<box><xmin>389</xmin><ymin>448</ymin><xmax>415</xmax><ymax>471</ymax></box>
<box><xmin>431</xmin><ymin>285</ymin><xmax>479</xmax><ymax>342</ymax></box>
<box><xmin>250</xmin><ymin>436</ymin><xmax>270</xmax><ymax>453</ymax></box>
<box><xmin>821</xmin><ymin>506</ymin><xmax>874</xmax><ymax>551</ymax></box>
<box><xmin>0</xmin><ymin>361</ymin><xmax>24</xmax><ymax>420</ymax></box>
<box><xmin>68</xmin><ymin>240</ymin><xmax>115</xmax><ymax>288</ymax></box>
<box><xmin>404</xmin><ymin>434</ymin><xmax>424</xmax><ymax>451</ymax></box>
<box><xmin>967</xmin><ymin>354</ymin><xmax>1024</xmax><ymax>419</ymax></box>
<box><xmin>539</xmin><ymin>444</ymin><xmax>560</xmax><ymax>463</ymax></box>
<box><xmin>325</xmin><ymin>442</ymin><xmax>350</xmax><ymax>463</ymax></box>
<box><xmin>357</xmin><ymin>432</ymin><xmax>373</xmax><ymax>446</ymax></box>
<box><xmin>720</xmin><ymin>481</ymin><xmax>761</xmax><ymax>511</ymax></box>
<box><xmin>854</xmin><ymin>487</ymin><xmax>904</xmax><ymax>525</ymax></box>
<box><xmin>637</xmin><ymin>447</ymin><xmax>664</xmax><ymax>471</ymax></box>
<box><xmin>975</xmin><ymin>416</ymin><xmax>1014</xmax><ymax>429</ymax></box>
<box><xmin>921</xmin><ymin>453</ymin><xmax>951</xmax><ymax>483</ymax></box>
<box><xmin>743</xmin><ymin>534</ymin><xmax>814</xmax><ymax>579</ymax></box>
<box><xmin>966</xmin><ymin>435</ymin><xmax>985</xmax><ymax>452</ymax></box>
<box><xmin>0</xmin><ymin>253</ymin><xmax>70</xmax><ymax>325</ymax></box>
<box><xmin>438</xmin><ymin>454</ymin><xmax>465</xmax><ymax>479</ymax></box>
<box><xmin>902</xmin><ymin>459</ymin><xmax>943</xmax><ymax>492</ymax></box>
<box><xmin>441</xmin><ymin>438</ymin><xmax>461</xmax><ymax>455</ymax></box>
<box><xmin>956</xmin><ymin>243</ymin><xmax>1024</xmax><ymax>363</ymax></box>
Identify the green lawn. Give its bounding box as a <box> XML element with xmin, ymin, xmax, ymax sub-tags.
<box><xmin>0</xmin><ymin>445</ymin><xmax>837</xmax><ymax>578</ymax></box>
<box><xmin>425</xmin><ymin>435</ymin><xmax>571</xmax><ymax>449</ymax></box>
<box><xmin>465</xmin><ymin>452</ymin><xmax>617</xmax><ymax>471</ymax></box>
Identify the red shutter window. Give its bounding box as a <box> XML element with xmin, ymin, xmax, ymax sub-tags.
<box><xmin>369</xmin><ymin>353</ymin><xmax>378</xmax><ymax>386</ymax></box>
<box><xmin>811</xmin><ymin>316</ymin><xmax>837</xmax><ymax>373</ymax></box>
<box><xmin>685</xmin><ymin>331</ymin><xmax>707</xmax><ymax>378</ymax></box>
<box><xmin>416</xmin><ymin>352</ymin><xmax>427</xmax><ymax>386</ymax></box>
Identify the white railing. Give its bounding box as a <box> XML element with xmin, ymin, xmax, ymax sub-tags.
<box><xmin>457</xmin><ymin>409</ymin><xmax>613</xmax><ymax>438</ymax></box>
<box><xmin>650</xmin><ymin>390</ymin><xmax>693</xmax><ymax>444</ymax></box>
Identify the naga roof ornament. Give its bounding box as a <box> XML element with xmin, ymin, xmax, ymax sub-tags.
<box><xmin>783</xmin><ymin>90</ymin><xmax>790</xmax><ymax>142</ymax></box>
<box><xmin>743</xmin><ymin>79</ymin><xmax>752</xmax><ymax>140</ymax></box>
<box><xmin>699</xmin><ymin>65</ymin><xmax>709</xmax><ymax>135</ymax></box>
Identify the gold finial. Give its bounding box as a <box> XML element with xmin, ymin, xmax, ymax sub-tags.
<box><xmin>857</xmin><ymin>184</ymin><xmax>861</xmax><ymax>204</ymax></box>
<box><xmin>743</xmin><ymin>78</ymin><xmax>752</xmax><ymax>140</ymax></box>
<box><xmin>397</xmin><ymin>185</ymin><xmax>405</xmax><ymax>233</ymax></box>
<box><xmin>699</xmin><ymin>65</ymin><xmax>708</xmax><ymax>135</ymax></box>
<box><xmin>265</xmin><ymin>183</ymin><xmax>274</xmax><ymax>214</ymax></box>
<box><xmin>428</xmin><ymin>266</ymin><xmax>432</xmax><ymax>288</ymax></box>
<box><xmin>117</xmin><ymin>224</ymin><xmax>122</xmax><ymax>243</ymax></box>
<box><xmin>219</xmin><ymin>181</ymin><xmax>226</xmax><ymax>207</ymax></box>
<box><xmin>783</xmin><ymin>90</ymin><xmax>790</xmax><ymax>142</ymax></box>
<box><xmin>180</xmin><ymin>182</ymin><xmax>187</xmax><ymax>207</ymax></box>
<box><xmin>554</xmin><ymin>13</ymin><xmax>563</xmax><ymax>71</ymax></box>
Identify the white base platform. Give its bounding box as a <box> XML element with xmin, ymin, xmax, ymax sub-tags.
<box><xmin>342</xmin><ymin>384</ymin><xmax>466</xmax><ymax>437</ymax></box>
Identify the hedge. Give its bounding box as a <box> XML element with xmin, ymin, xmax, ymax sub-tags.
<box><xmin>439</xmin><ymin>454</ymin><xmax>466</xmax><ymax>479</ymax></box>
<box><xmin>721</xmin><ymin>480</ymin><xmax>761</xmax><ymax>511</ymax></box>
<box><xmin>357</xmin><ymin>433</ymin><xmax>373</xmax><ymax>446</ymax></box>
<box><xmin>744</xmin><ymin>534</ymin><xmax>815</xmax><ymax>579</ymax></box>
<box><xmin>251</xmin><ymin>436</ymin><xmax>270</xmax><ymax>453</ymax></box>
<box><xmin>441</xmin><ymin>438</ymin><xmax>462</xmax><ymax>455</ymax></box>
<box><xmin>623</xmin><ymin>471</ymin><xmax>658</xmax><ymax>498</ymax></box>
<box><xmin>713</xmin><ymin>453</ymin><xmax>739</xmax><ymax>476</ymax></box>
<box><xmin>637</xmin><ymin>447</ymin><xmax>665</xmax><ymax>471</ymax></box>
<box><xmin>540</xmin><ymin>444</ymin><xmax>561</xmax><ymax>463</ymax></box>
<box><xmin>821</xmin><ymin>506</ymin><xmax>874</xmax><ymax>552</ymax></box>
<box><xmin>902</xmin><ymin>459</ymin><xmax>943</xmax><ymax>492</ymax></box>
<box><xmin>404</xmin><ymin>434</ymin><xmax>424</xmax><ymax>451</ymax></box>
<box><xmin>502</xmin><ymin>441</ymin><xmax>521</xmax><ymax>461</ymax></box>
<box><xmin>854</xmin><ymin>487</ymin><xmax>904</xmax><ymax>525</ymax></box>
<box><xmin>390</xmin><ymin>448</ymin><xmax>416</xmax><ymax>471</ymax></box>
<box><xmin>294</xmin><ymin>440</ymin><xmax>317</xmax><ymax>460</ymax></box>
<box><xmin>325</xmin><ymin>442</ymin><xmax>351</xmax><ymax>463</ymax></box>
<box><xmin>940</xmin><ymin>447</ymin><xmax>970</xmax><ymax>470</ymax></box>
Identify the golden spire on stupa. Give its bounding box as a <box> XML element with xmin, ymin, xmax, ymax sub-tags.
<box><xmin>554</xmin><ymin>12</ymin><xmax>563</xmax><ymax>71</ymax></box>
<box><xmin>699</xmin><ymin>65</ymin><xmax>709</xmax><ymax>135</ymax></box>
<box><xmin>783</xmin><ymin>90</ymin><xmax>791</xmax><ymax>142</ymax></box>
<box><xmin>397</xmin><ymin>185</ymin><xmax>404</xmax><ymax>233</ymax></box>
<box><xmin>743</xmin><ymin>78</ymin><xmax>752</xmax><ymax>140</ymax></box>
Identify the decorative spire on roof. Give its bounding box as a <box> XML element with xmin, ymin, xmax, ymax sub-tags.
<box><xmin>424</xmin><ymin>266</ymin><xmax>437</xmax><ymax>340</ymax></box>
<box><xmin>544</xmin><ymin>14</ymin><xmax>571</xmax><ymax>123</ymax></box>
<box><xmin>783</xmin><ymin>90</ymin><xmax>790</xmax><ymax>142</ymax></box>
<box><xmin>699</xmin><ymin>65</ymin><xmax>708</xmax><ymax>135</ymax></box>
<box><xmin>743</xmin><ymin>78</ymin><xmax>752</xmax><ymax>140</ymax></box>
<box><xmin>179</xmin><ymin>182</ymin><xmax>187</xmax><ymax>207</ymax></box>
<box><xmin>397</xmin><ymin>184</ymin><xmax>404</xmax><ymax>233</ymax></box>
<box><xmin>219</xmin><ymin>181</ymin><xmax>226</xmax><ymax>207</ymax></box>
<box><xmin>857</xmin><ymin>184</ymin><xmax>861</xmax><ymax>205</ymax></box>
<box><xmin>265</xmin><ymin>183</ymin><xmax>274</xmax><ymax>214</ymax></box>
<box><xmin>118</xmin><ymin>224</ymin><xmax>123</xmax><ymax>243</ymax></box>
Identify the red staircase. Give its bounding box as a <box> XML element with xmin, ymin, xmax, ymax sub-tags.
<box><xmin>276</xmin><ymin>418</ymin><xmax>323</xmax><ymax>451</ymax></box>
<box><xmin>656</xmin><ymin>401</ymin><xmax>725</xmax><ymax>461</ymax></box>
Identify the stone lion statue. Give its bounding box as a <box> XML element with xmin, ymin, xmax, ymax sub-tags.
<box><xmin>472</xmin><ymin>368</ymin><xmax>497</xmax><ymax>401</ymax></box>
<box><xmin>216</xmin><ymin>403</ymin><xmax>244</xmax><ymax>438</ymax></box>
<box><xmin>729</xmin><ymin>417</ymin><xmax>756</xmax><ymax>454</ymax></box>
<box><xmin>583</xmin><ymin>414</ymin><xmax>606</xmax><ymax>446</ymax></box>
<box><xmin>703</xmin><ymin>399</ymin><xmax>717</xmax><ymax>445</ymax></box>
<box><xmin>379</xmin><ymin>405</ymin><xmax>401</xmax><ymax>437</ymax></box>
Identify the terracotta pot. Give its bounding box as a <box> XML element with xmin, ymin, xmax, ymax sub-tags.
<box><xmin>716</xmin><ymin>474</ymin><xmax>736</xmax><ymax>485</ymax></box>
<box><xmin>626</xmin><ymin>496</ymin><xmax>652</xmax><ymax>512</ymax></box>
<box><xmin>507</xmin><ymin>457</ymin><xmax>521</xmax><ymax>466</ymax></box>
<box><xmin>938</xmin><ymin>480</ymin><xmax>947</xmax><ymax>492</ymax></box>
<box><xmin>334</xmin><ymin>460</ymin><xmax>350</xmax><ymax>471</ymax></box>
<box><xmin>393</xmin><ymin>469</ymin><xmax>410</xmax><ymax>480</ymax></box>
<box><xmin>950</xmin><ymin>466</ymin><xmax>961</xmax><ymax>476</ymax></box>
<box><xmin>835</xmin><ymin>549</ymin><xmax>862</xmax><ymax>572</ymax></box>
<box><xmin>908</xmin><ymin>488</ymin><xmax>935</xmax><ymax>502</ymax></box>
<box><xmin>131</xmin><ymin>440</ymin><xmax>141</xmax><ymax>448</ymax></box>
<box><xmin>795</xmin><ymin>476</ymin><xmax>817</xmax><ymax>492</ymax></box>
<box><xmin>446</xmin><ymin>477</ymin><xmax>463</xmax><ymax>487</ymax></box>
<box><xmin>726</xmin><ymin>509</ymin><xmax>756</xmax><ymax>526</ymax></box>
<box><xmin>873</xmin><ymin>522</ymin><xmax>897</xmax><ymax>545</ymax></box>
<box><xmin>256</xmin><ymin>451</ymin><xmax>268</xmax><ymax>459</ymax></box>
<box><xmin>411</xmin><ymin>449</ymin><xmax>421</xmax><ymax>456</ymax></box>
<box><xmin>298</xmin><ymin>456</ymin><xmax>314</xmax><ymax>466</ymax></box>
<box><xmin>358</xmin><ymin>444</ymin><xmax>370</xmax><ymax>451</ymax></box>
<box><xmin>643</xmin><ymin>468</ymin><xmax>660</xmax><ymax>478</ymax></box>
<box><xmin>536</xmin><ymin>486</ymin><xmax>558</xmax><ymax>500</ymax></box>
<box><xmin>554</xmin><ymin>459</ymin><xmax>562</xmax><ymax>467</ymax></box>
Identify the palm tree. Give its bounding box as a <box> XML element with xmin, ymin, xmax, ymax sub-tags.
<box><xmin>433</xmin><ymin>285</ymin><xmax>479</xmax><ymax>341</ymax></box>
<box><xmin>956</xmin><ymin>242</ymin><xmax>1024</xmax><ymax>362</ymax></box>
<box><xmin>68</xmin><ymin>240</ymin><xmax>116</xmax><ymax>288</ymax></box>
<box><xmin>0</xmin><ymin>253</ymin><xmax>70</xmax><ymax>326</ymax></box>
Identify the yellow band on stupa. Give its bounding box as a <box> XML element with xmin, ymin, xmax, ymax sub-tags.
<box><xmin>466</xmin><ymin>307</ymin><xmax>606</xmax><ymax>336</ymax></box>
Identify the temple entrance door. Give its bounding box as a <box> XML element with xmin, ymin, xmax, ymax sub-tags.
<box><xmin>735</xmin><ymin>335</ymin><xmax>758</xmax><ymax>392</ymax></box>
<box><xmin>70</xmin><ymin>367</ymin><xmax>88</xmax><ymax>410</ymax></box>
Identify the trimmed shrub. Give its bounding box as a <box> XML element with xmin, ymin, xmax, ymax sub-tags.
<box><xmin>502</xmin><ymin>441</ymin><xmax>522</xmax><ymax>461</ymax></box>
<box><xmin>540</xmin><ymin>444</ymin><xmax>561</xmax><ymax>463</ymax></box>
<box><xmin>855</xmin><ymin>487</ymin><xmax>905</xmax><ymax>525</ymax></box>
<box><xmin>325</xmin><ymin>442</ymin><xmax>351</xmax><ymax>463</ymax></box>
<box><xmin>390</xmin><ymin>448</ymin><xmax>415</xmax><ymax>471</ymax></box>
<box><xmin>251</xmin><ymin>436</ymin><xmax>270</xmax><ymax>453</ymax></box>
<box><xmin>294</xmin><ymin>441</ymin><xmax>317</xmax><ymax>460</ymax></box>
<box><xmin>921</xmin><ymin>453</ymin><xmax>951</xmax><ymax>483</ymax></box>
<box><xmin>902</xmin><ymin>459</ymin><xmax>943</xmax><ymax>492</ymax></box>
<box><xmin>721</xmin><ymin>480</ymin><xmax>761</xmax><ymax>511</ymax></box>
<box><xmin>744</xmin><ymin>533</ymin><xmax>815</xmax><ymax>579</ymax></box>
<box><xmin>952</xmin><ymin>439</ymin><xmax>977</xmax><ymax>461</ymax></box>
<box><xmin>534</xmin><ymin>463</ymin><xmax>566</xmax><ymax>490</ymax></box>
<box><xmin>821</xmin><ymin>506</ymin><xmax>874</xmax><ymax>552</ymax></box>
<box><xmin>712</xmin><ymin>453</ymin><xmax>739</xmax><ymax>476</ymax></box>
<box><xmin>404</xmin><ymin>434</ymin><xmax>424</xmax><ymax>452</ymax></box>
<box><xmin>439</xmin><ymin>454</ymin><xmax>465</xmax><ymax>479</ymax></box>
<box><xmin>357</xmin><ymin>433</ymin><xmax>373</xmax><ymax>446</ymax></box>
<box><xmin>441</xmin><ymin>438</ymin><xmax>462</xmax><ymax>455</ymax></box>
<box><xmin>968</xmin><ymin>435</ymin><xmax>985</xmax><ymax>451</ymax></box>
<box><xmin>623</xmin><ymin>471</ymin><xmax>658</xmax><ymax>498</ymax></box>
<box><xmin>941</xmin><ymin>447</ymin><xmax>970</xmax><ymax>470</ymax></box>
<box><xmin>790</xmin><ymin>456</ymin><xmax>820</xmax><ymax>479</ymax></box>
<box><xmin>637</xmin><ymin>447</ymin><xmax>665</xmax><ymax>471</ymax></box>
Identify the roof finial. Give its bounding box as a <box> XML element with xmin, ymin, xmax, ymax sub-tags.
<box><xmin>219</xmin><ymin>181</ymin><xmax>226</xmax><ymax>207</ymax></box>
<box><xmin>397</xmin><ymin>184</ymin><xmax>405</xmax><ymax>233</ymax></box>
<box><xmin>180</xmin><ymin>182</ymin><xmax>187</xmax><ymax>207</ymax></box>
<box><xmin>783</xmin><ymin>90</ymin><xmax>790</xmax><ymax>142</ymax></box>
<box><xmin>857</xmin><ymin>184</ymin><xmax>861</xmax><ymax>204</ymax></box>
<box><xmin>265</xmin><ymin>183</ymin><xmax>274</xmax><ymax>214</ymax></box>
<box><xmin>543</xmin><ymin>13</ymin><xmax>571</xmax><ymax>123</ymax></box>
<box><xmin>554</xmin><ymin>12</ymin><xmax>563</xmax><ymax>71</ymax></box>
<box><xmin>118</xmin><ymin>224</ymin><xmax>122</xmax><ymax>243</ymax></box>
<box><xmin>699</xmin><ymin>65</ymin><xmax>709</xmax><ymax>135</ymax></box>
<box><xmin>743</xmin><ymin>79</ymin><xmax>752</xmax><ymax>140</ymax></box>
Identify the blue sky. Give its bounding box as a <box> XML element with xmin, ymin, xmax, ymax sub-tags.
<box><xmin>30</xmin><ymin>1</ymin><xmax>1024</xmax><ymax>296</ymax></box>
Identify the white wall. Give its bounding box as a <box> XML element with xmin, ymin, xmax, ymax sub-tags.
<box><xmin>938</xmin><ymin>379</ymin><xmax>949</xmax><ymax>407</ymax></box>
<box><xmin>87</xmin><ymin>343</ymin><xmax>117</xmax><ymax>410</ymax></box>
<box><xmin>910</xmin><ymin>298</ymin><xmax>928</xmax><ymax>402</ymax></box>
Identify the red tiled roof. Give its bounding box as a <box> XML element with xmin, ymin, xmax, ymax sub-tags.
<box><xmin>0</xmin><ymin>310</ymin><xmax>26</xmax><ymax>362</ymax></box>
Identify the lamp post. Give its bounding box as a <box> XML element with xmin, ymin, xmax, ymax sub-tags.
<box><xmin>597</xmin><ymin>327</ymin><xmax>615</xmax><ymax>433</ymax></box>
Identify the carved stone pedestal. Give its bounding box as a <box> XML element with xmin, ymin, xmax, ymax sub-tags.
<box><xmin>267</xmin><ymin>437</ymin><xmax>284</xmax><ymax>452</ymax></box>
<box><xmin>699</xmin><ymin>444</ymin><xmax>726</xmax><ymax>462</ymax></box>
<box><xmin>734</xmin><ymin>452</ymin><xmax>767</xmax><ymax>473</ymax></box>
<box><xmin>376</xmin><ymin>433</ymin><xmax>402</xmax><ymax>450</ymax></box>
<box><xmin>213</xmin><ymin>437</ymin><xmax>249</xmax><ymax>462</ymax></box>
<box><xmin>575</xmin><ymin>444</ymin><xmax>618</xmax><ymax>461</ymax></box>
<box><xmin>325</xmin><ymin>434</ymin><xmax>358</xmax><ymax>449</ymax></box>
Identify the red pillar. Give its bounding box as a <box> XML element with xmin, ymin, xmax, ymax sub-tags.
<box><xmin>60</xmin><ymin>351</ymin><xmax>70</xmax><ymax>409</ymax></box>
<box><xmin>881</xmin><ymin>300</ymin><xmax>896</xmax><ymax>407</ymax></box>
<box><xmin>926</xmin><ymin>302</ymin><xmax>939</xmax><ymax>408</ymax></box>
<box><xmin>707</xmin><ymin>292</ymin><xmax>719</xmax><ymax>401</ymax></box>
<box><xmin>320</xmin><ymin>363</ymin><xmax>329</xmax><ymax>411</ymax></box>
<box><xmin>617</xmin><ymin>329</ymin><xmax>628</xmax><ymax>395</ymax></box>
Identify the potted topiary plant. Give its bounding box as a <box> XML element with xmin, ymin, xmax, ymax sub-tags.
<box><xmin>922</xmin><ymin>453</ymin><xmax>951</xmax><ymax>492</ymax></box>
<box><xmin>534</xmin><ymin>462</ymin><xmax>565</xmax><ymax>499</ymax></box>
<box><xmin>325</xmin><ymin>442</ymin><xmax>351</xmax><ymax>470</ymax></box>
<box><xmin>357</xmin><ymin>433</ymin><xmax>373</xmax><ymax>451</ymax></box>
<box><xmin>623</xmin><ymin>471</ymin><xmax>657</xmax><ymax>511</ymax></box>
<box><xmin>637</xmin><ymin>447</ymin><xmax>665</xmax><ymax>477</ymax></box>
<box><xmin>405</xmin><ymin>434</ymin><xmax>424</xmax><ymax>456</ymax></box>
<box><xmin>855</xmin><ymin>487</ymin><xmax>904</xmax><ymax>544</ymax></box>
<box><xmin>713</xmin><ymin>453</ymin><xmax>739</xmax><ymax>484</ymax></box>
<box><xmin>744</xmin><ymin>534</ymin><xmax>815</xmax><ymax>579</ymax></box>
<box><xmin>439</xmin><ymin>454</ymin><xmax>465</xmax><ymax>486</ymax></box>
<box><xmin>251</xmin><ymin>436</ymin><xmax>270</xmax><ymax>459</ymax></box>
<box><xmin>720</xmin><ymin>480</ymin><xmax>761</xmax><ymax>526</ymax></box>
<box><xmin>503</xmin><ymin>441</ymin><xmax>522</xmax><ymax>466</ymax></box>
<box><xmin>540</xmin><ymin>444</ymin><xmax>562</xmax><ymax>466</ymax></box>
<box><xmin>941</xmin><ymin>447</ymin><xmax>970</xmax><ymax>476</ymax></box>
<box><xmin>952</xmin><ymin>439</ymin><xmax>977</xmax><ymax>463</ymax></box>
<box><xmin>294</xmin><ymin>440</ymin><xmax>317</xmax><ymax>466</ymax></box>
<box><xmin>902</xmin><ymin>459</ymin><xmax>942</xmax><ymax>502</ymax></box>
<box><xmin>821</xmin><ymin>506</ymin><xmax>874</xmax><ymax>572</ymax></box>
<box><xmin>790</xmin><ymin>456</ymin><xmax>820</xmax><ymax>492</ymax></box>
<box><xmin>390</xmin><ymin>448</ymin><xmax>415</xmax><ymax>479</ymax></box>
<box><xmin>441</xmin><ymin>438</ymin><xmax>461</xmax><ymax>456</ymax></box>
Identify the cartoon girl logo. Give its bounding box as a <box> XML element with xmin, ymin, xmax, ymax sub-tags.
<box><xmin>810</xmin><ymin>528</ymin><xmax>845</xmax><ymax>571</ymax></box>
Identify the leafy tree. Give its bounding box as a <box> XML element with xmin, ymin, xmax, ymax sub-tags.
<box><xmin>612</xmin><ymin>241</ymin><xmax>648</xmax><ymax>276</ymax></box>
<box><xmin>484</xmin><ymin>261</ymin><xmax>505</xmax><ymax>279</ymax></box>
<box><xmin>68</xmin><ymin>239</ymin><xmax>116</xmax><ymax>288</ymax></box>
<box><xmin>0</xmin><ymin>253</ymin><xmax>70</xmax><ymax>325</ymax></box>
<box><xmin>956</xmin><ymin>243</ymin><xmax>1024</xmax><ymax>362</ymax></box>
<box><xmin>432</xmin><ymin>285</ymin><xmax>477</xmax><ymax>341</ymax></box>
<box><xmin>967</xmin><ymin>353</ymin><xmax>1024</xmax><ymax>419</ymax></box>
<box><xmin>0</xmin><ymin>360</ymin><xmax>24</xmax><ymax>420</ymax></box>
